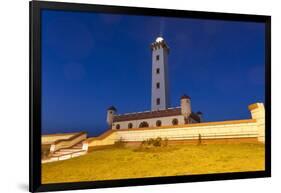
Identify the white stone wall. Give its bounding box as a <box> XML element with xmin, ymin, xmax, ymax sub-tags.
<box><xmin>42</xmin><ymin>133</ymin><xmax>78</xmax><ymax>145</ymax></box>
<box><xmin>87</xmin><ymin>132</ymin><xmax>118</xmax><ymax>147</ymax></box>
<box><xmin>86</xmin><ymin>119</ymin><xmax>260</xmax><ymax>148</ymax></box>
<box><xmin>115</xmin><ymin>120</ymin><xmax>258</xmax><ymax>142</ymax></box>
<box><xmin>85</xmin><ymin>103</ymin><xmax>265</xmax><ymax>148</ymax></box>
<box><xmin>249</xmin><ymin>103</ymin><xmax>265</xmax><ymax>143</ymax></box>
<box><xmin>112</xmin><ymin>115</ymin><xmax>185</xmax><ymax>130</ymax></box>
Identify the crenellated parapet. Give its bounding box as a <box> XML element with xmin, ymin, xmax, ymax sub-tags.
<box><xmin>151</xmin><ymin>39</ymin><xmax>170</xmax><ymax>52</ymax></box>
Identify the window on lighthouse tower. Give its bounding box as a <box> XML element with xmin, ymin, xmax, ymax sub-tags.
<box><xmin>156</xmin><ymin>98</ymin><xmax>160</xmax><ymax>105</ymax></box>
<box><xmin>156</xmin><ymin>82</ymin><xmax>160</xmax><ymax>89</ymax></box>
<box><xmin>156</xmin><ymin>55</ymin><xmax>160</xmax><ymax>60</ymax></box>
<box><xmin>156</xmin><ymin>68</ymin><xmax>160</xmax><ymax>74</ymax></box>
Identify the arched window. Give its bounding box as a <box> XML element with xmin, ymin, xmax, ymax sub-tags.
<box><xmin>116</xmin><ymin>124</ymin><xmax>120</xmax><ymax>129</ymax></box>
<box><xmin>172</xmin><ymin>118</ymin><xmax>178</xmax><ymax>125</ymax></box>
<box><xmin>128</xmin><ymin>123</ymin><xmax>133</xmax><ymax>129</ymax></box>
<box><xmin>156</xmin><ymin>120</ymin><xmax>162</xmax><ymax>127</ymax></box>
<box><xmin>139</xmin><ymin>121</ymin><xmax>149</xmax><ymax>128</ymax></box>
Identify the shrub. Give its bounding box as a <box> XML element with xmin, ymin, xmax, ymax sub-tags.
<box><xmin>154</xmin><ymin>137</ymin><xmax>162</xmax><ymax>147</ymax></box>
<box><xmin>141</xmin><ymin>137</ymin><xmax>168</xmax><ymax>148</ymax></box>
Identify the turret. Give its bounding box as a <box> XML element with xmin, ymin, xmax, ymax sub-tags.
<box><xmin>107</xmin><ymin>106</ymin><xmax>117</xmax><ymax>127</ymax></box>
<box><xmin>181</xmin><ymin>95</ymin><xmax>191</xmax><ymax>119</ymax></box>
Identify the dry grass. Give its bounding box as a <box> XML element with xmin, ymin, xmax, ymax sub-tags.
<box><xmin>42</xmin><ymin>143</ymin><xmax>265</xmax><ymax>184</ymax></box>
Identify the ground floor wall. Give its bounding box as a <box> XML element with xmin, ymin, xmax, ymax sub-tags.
<box><xmin>86</xmin><ymin>118</ymin><xmax>264</xmax><ymax>149</ymax></box>
<box><xmin>115</xmin><ymin>119</ymin><xmax>259</xmax><ymax>142</ymax></box>
<box><xmin>112</xmin><ymin>115</ymin><xmax>185</xmax><ymax>130</ymax></box>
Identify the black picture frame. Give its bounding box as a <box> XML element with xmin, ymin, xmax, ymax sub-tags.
<box><xmin>29</xmin><ymin>1</ymin><xmax>271</xmax><ymax>192</ymax></box>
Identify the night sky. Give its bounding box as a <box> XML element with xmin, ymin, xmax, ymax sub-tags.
<box><xmin>41</xmin><ymin>10</ymin><xmax>265</xmax><ymax>136</ymax></box>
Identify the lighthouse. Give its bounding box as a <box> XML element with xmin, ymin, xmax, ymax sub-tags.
<box><xmin>151</xmin><ymin>37</ymin><xmax>170</xmax><ymax>111</ymax></box>
<box><xmin>106</xmin><ymin>36</ymin><xmax>202</xmax><ymax>130</ymax></box>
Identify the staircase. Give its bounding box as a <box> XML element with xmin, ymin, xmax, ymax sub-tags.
<box><xmin>42</xmin><ymin>132</ymin><xmax>88</xmax><ymax>163</ymax></box>
<box><xmin>50</xmin><ymin>141</ymin><xmax>86</xmax><ymax>160</ymax></box>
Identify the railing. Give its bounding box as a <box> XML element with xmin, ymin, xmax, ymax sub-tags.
<box><xmin>42</xmin><ymin>132</ymin><xmax>79</xmax><ymax>145</ymax></box>
<box><xmin>50</xmin><ymin>132</ymin><xmax>87</xmax><ymax>153</ymax></box>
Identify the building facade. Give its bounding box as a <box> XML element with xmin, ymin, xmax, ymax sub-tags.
<box><xmin>107</xmin><ymin>37</ymin><xmax>202</xmax><ymax>130</ymax></box>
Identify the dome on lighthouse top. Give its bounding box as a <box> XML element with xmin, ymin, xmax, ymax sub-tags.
<box><xmin>156</xmin><ymin>36</ymin><xmax>164</xmax><ymax>42</ymax></box>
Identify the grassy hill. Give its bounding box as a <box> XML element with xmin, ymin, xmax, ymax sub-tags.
<box><xmin>42</xmin><ymin>143</ymin><xmax>264</xmax><ymax>184</ymax></box>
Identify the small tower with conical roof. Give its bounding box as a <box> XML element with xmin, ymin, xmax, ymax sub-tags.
<box><xmin>151</xmin><ymin>37</ymin><xmax>170</xmax><ymax>111</ymax></box>
<box><xmin>106</xmin><ymin>106</ymin><xmax>117</xmax><ymax>127</ymax></box>
<box><xmin>181</xmin><ymin>95</ymin><xmax>191</xmax><ymax>119</ymax></box>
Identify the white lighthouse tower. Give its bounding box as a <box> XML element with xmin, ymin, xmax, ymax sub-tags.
<box><xmin>151</xmin><ymin>37</ymin><xmax>170</xmax><ymax>111</ymax></box>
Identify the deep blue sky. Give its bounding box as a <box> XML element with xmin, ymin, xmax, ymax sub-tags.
<box><xmin>41</xmin><ymin>10</ymin><xmax>265</xmax><ymax>136</ymax></box>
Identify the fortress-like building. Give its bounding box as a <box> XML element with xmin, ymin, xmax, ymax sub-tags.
<box><xmin>107</xmin><ymin>37</ymin><xmax>202</xmax><ymax>130</ymax></box>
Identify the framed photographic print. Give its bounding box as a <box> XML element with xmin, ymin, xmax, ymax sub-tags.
<box><xmin>29</xmin><ymin>0</ymin><xmax>271</xmax><ymax>192</ymax></box>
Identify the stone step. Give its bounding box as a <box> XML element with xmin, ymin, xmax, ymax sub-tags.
<box><xmin>59</xmin><ymin>148</ymin><xmax>83</xmax><ymax>152</ymax></box>
<box><xmin>42</xmin><ymin>140</ymin><xmax>87</xmax><ymax>163</ymax></box>
<box><xmin>52</xmin><ymin>150</ymin><xmax>86</xmax><ymax>158</ymax></box>
<box><xmin>53</xmin><ymin>150</ymin><xmax>81</xmax><ymax>155</ymax></box>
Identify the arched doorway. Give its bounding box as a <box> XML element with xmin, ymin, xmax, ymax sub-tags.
<box><xmin>156</xmin><ymin>120</ymin><xmax>162</xmax><ymax>127</ymax></box>
<box><xmin>139</xmin><ymin>121</ymin><xmax>149</xmax><ymax>128</ymax></box>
